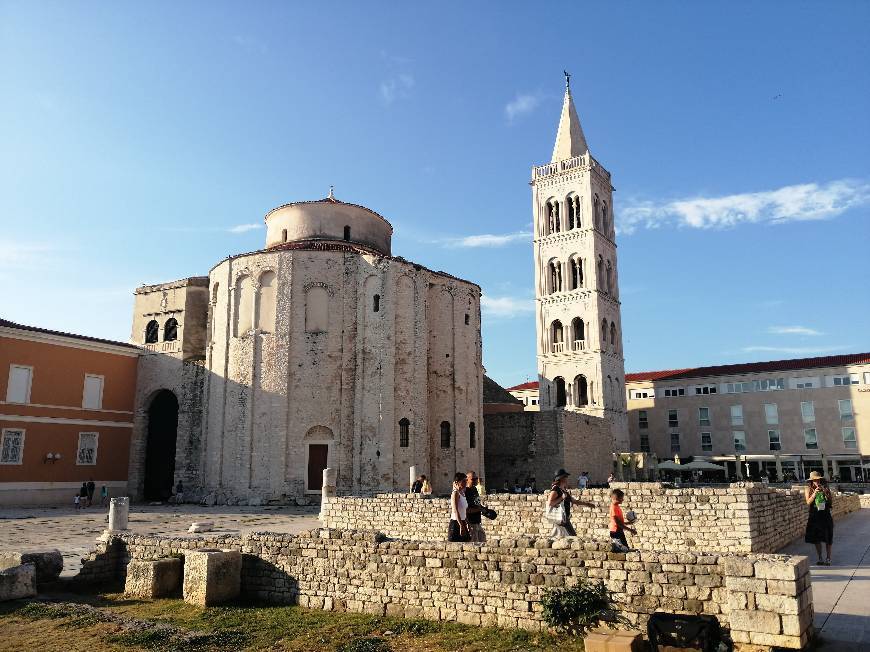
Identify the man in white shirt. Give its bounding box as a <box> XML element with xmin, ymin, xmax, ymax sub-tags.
<box><xmin>578</xmin><ymin>471</ymin><xmax>589</xmax><ymax>490</ymax></box>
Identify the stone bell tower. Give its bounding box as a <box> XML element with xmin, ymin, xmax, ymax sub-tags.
<box><xmin>531</xmin><ymin>75</ymin><xmax>628</xmax><ymax>450</ymax></box>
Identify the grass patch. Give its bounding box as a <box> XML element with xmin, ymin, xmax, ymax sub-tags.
<box><xmin>0</xmin><ymin>593</ymin><xmax>586</xmax><ymax>651</ymax></box>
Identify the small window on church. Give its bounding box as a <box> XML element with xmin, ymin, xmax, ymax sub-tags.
<box><xmin>281</xmin><ymin>229</ymin><xmax>288</xmax><ymax>243</ymax></box>
<box><xmin>145</xmin><ymin>320</ymin><xmax>159</xmax><ymax>344</ymax></box>
<box><xmin>440</xmin><ymin>421</ymin><xmax>451</xmax><ymax>448</ymax></box>
<box><xmin>373</xmin><ymin>294</ymin><xmax>380</xmax><ymax>312</ymax></box>
<box><xmin>343</xmin><ymin>225</ymin><xmax>351</xmax><ymax>241</ymax></box>
<box><xmin>464</xmin><ymin>313</ymin><xmax>470</xmax><ymax>325</ymax></box>
<box><xmin>399</xmin><ymin>418</ymin><xmax>410</xmax><ymax>448</ymax></box>
<box><xmin>469</xmin><ymin>422</ymin><xmax>476</xmax><ymax>449</ymax></box>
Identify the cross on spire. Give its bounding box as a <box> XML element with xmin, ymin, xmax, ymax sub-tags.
<box><xmin>563</xmin><ymin>70</ymin><xmax>571</xmax><ymax>89</ymax></box>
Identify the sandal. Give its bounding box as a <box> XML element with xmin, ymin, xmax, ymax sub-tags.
<box><xmin>825</xmin><ymin>558</ymin><xmax>832</xmax><ymax>566</ymax></box>
<box><xmin>816</xmin><ymin>559</ymin><xmax>826</xmax><ymax>566</ymax></box>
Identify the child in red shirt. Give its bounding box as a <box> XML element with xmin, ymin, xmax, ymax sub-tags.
<box><xmin>609</xmin><ymin>488</ymin><xmax>636</xmax><ymax>548</ymax></box>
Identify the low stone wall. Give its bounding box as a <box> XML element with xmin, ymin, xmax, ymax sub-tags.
<box><xmin>77</xmin><ymin>528</ymin><xmax>813</xmax><ymax>649</ymax></box>
<box><xmin>321</xmin><ymin>484</ymin><xmax>862</xmax><ymax>553</ymax></box>
<box><xmin>859</xmin><ymin>494</ymin><xmax>870</xmax><ymax>509</ymax></box>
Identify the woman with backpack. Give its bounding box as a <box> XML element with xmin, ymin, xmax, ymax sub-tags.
<box><xmin>546</xmin><ymin>469</ymin><xmax>595</xmax><ymax>537</ymax></box>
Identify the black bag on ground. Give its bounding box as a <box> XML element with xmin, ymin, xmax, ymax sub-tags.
<box><xmin>647</xmin><ymin>612</ymin><xmax>724</xmax><ymax>652</ymax></box>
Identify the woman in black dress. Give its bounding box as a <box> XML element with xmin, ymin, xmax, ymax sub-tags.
<box><xmin>804</xmin><ymin>471</ymin><xmax>834</xmax><ymax>565</ymax></box>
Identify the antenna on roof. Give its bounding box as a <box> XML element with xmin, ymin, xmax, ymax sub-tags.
<box><xmin>328</xmin><ymin>185</ymin><xmax>335</xmax><ymax>201</ymax></box>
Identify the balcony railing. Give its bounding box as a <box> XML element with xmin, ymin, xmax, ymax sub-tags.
<box><xmin>143</xmin><ymin>341</ymin><xmax>181</xmax><ymax>354</ymax></box>
<box><xmin>532</xmin><ymin>153</ymin><xmax>611</xmax><ymax>181</ymax></box>
<box><xmin>572</xmin><ymin>340</ymin><xmax>585</xmax><ymax>351</ymax></box>
<box><xmin>551</xmin><ymin>342</ymin><xmax>565</xmax><ymax>354</ymax></box>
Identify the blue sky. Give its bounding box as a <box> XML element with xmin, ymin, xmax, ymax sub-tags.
<box><xmin>2</xmin><ymin>2</ymin><xmax>869</xmax><ymax>387</ymax></box>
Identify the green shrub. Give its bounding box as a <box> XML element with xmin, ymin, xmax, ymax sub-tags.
<box><xmin>541</xmin><ymin>580</ymin><xmax>616</xmax><ymax>634</ymax></box>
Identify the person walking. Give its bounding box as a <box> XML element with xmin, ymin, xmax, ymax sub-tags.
<box><xmin>547</xmin><ymin>469</ymin><xmax>595</xmax><ymax>537</ymax></box>
<box><xmin>79</xmin><ymin>482</ymin><xmax>89</xmax><ymax>509</ymax></box>
<box><xmin>175</xmin><ymin>480</ymin><xmax>184</xmax><ymax>504</ymax></box>
<box><xmin>411</xmin><ymin>475</ymin><xmax>424</xmax><ymax>493</ymax></box>
<box><xmin>609</xmin><ymin>489</ymin><xmax>637</xmax><ymax>549</ymax></box>
<box><xmin>465</xmin><ymin>471</ymin><xmax>486</xmax><ymax>543</ymax></box>
<box><xmin>74</xmin><ymin>494</ymin><xmax>81</xmax><ymax>511</ymax></box>
<box><xmin>448</xmin><ymin>472</ymin><xmax>470</xmax><ymax>542</ymax></box>
<box><xmin>86</xmin><ymin>479</ymin><xmax>96</xmax><ymax>507</ymax></box>
<box><xmin>578</xmin><ymin>471</ymin><xmax>589</xmax><ymax>490</ymax></box>
<box><xmin>805</xmin><ymin>471</ymin><xmax>834</xmax><ymax>565</ymax></box>
<box><xmin>100</xmin><ymin>485</ymin><xmax>109</xmax><ymax>507</ymax></box>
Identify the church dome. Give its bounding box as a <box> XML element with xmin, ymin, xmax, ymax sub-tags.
<box><xmin>264</xmin><ymin>191</ymin><xmax>393</xmax><ymax>256</ymax></box>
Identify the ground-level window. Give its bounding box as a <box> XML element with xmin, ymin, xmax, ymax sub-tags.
<box><xmin>469</xmin><ymin>422</ymin><xmax>476</xmax><ymax>449</ymax></box>
<box><xmin>701</xmin><ymin>432</ymin><xmax>712</xmax><ymax>452</ymax></box>
<box><xmin>804</xmin><ymin>428</ymin><xmax>819</xmax><ymax>450</ymax></box>
<box><xmin>440</xmin><ymin>421</ymin><xmax>451</xmax><ymax>448</ymax></box>
<box><xmin>639</xmin><ymin>434</ymin><xmax>650</xmax><ymax>453</ymax></box>
<box><xmin>768</xmin><ymin>429</ymin><xmax>781</xmax><ymax>451</ymax></box>
<box><xmin>0</xmin><ymin>428</ymin><xmax>25</xmax><ymax>464</ymax></box>
<box><xmin>842</xmin><ymin>427</ymin><xmax>857</xmax><ymax>449</ymax></box>
<box><xmin>399</xmin><ymin>418</ymin><xmax>410</xmax><ymax>448</ymax></box>
<box><xmin>670</xmin><ymin>433</ymin><xmax>680</xmax><ymax>453</ymax></box>
<box><xmin>76</xmin><ymin>432</ymin><xmax>99</xmax><ymax>465</ymax></box>
<box><xmin>733</xmin><ymin>431</ymin><xmax>746</xmax><ymax>452</ymax></box>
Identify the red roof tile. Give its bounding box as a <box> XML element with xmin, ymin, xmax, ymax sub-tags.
<box><xmin>625</xmin><ymin>352</ymin><xmax>870</xmax><ymax>383</ymax></box>
<box><xmin>506</xmin><ymin>381</ymin><xmax>539</xmax><ymax>391</ymax></box>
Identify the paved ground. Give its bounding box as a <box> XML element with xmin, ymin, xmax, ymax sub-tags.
<box><xmin>0</xmin><ymin>504</ymin><xmax>321</xmax><ymax>576</ymax></box>
<box><xmin>782</xmin><ymin>508</ymin><xmax>870</xmax><ymax>651</ymax></box>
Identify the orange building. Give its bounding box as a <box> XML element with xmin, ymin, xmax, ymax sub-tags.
<box><xmin>0</xmin><ymin>319</ymin><xmax>140</xmax><ymax>505</ymax></box>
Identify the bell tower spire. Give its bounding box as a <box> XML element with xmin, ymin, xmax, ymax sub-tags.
<box><xmin>551</xmin><ymin>73</ymin><xmax>589</xmax><ymax>162</ymax></box>
<box><xmin>530</xmin><ymin>76</ymin><xmax>628</xmax><ymax>452</ymax></box>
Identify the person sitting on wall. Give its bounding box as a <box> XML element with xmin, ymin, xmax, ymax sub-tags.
<box><xmin>547</xmin><ymin>469</ymin><xmax>595</xmax><ymax>538</ymax></box>
<box><xmin>447</xmin><ymin>472</ymin><xmax>470</xmax><ymax>542</ymax></box>
<box><xmin>805</xmin><ymin>472</ymin><xmax>834</xmax><ymax>566</ymax></box>
<box><xmin>421</xmin><ymin>476</ymin><xmax>432</xmax><ymax>495</ymax></box>
<box><xmin>411</xmin><ymin>475</ymin><xmax>424</xmax><ymax>493</ymax></box>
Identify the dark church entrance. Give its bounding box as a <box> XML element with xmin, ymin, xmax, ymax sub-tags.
<box><xmin>144</xmin><ymin>390</ymin><xmax>179</xmax><ymax>501</ymax></box>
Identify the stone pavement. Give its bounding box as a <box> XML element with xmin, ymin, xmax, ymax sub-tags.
<box><xmin>782</xmin><ymin>508</ymin><xmax>870</xmax><ymax>651</ymax></box>
<box><xmin>0</xmin><ymin>503</ymin><xmax>320</xmax><ymax>576</ymax></box>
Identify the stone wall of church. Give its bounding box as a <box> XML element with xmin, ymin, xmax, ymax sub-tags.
<box><xmin>79</xmin><ymin>529</ymin><xmax>814</xmax><ymax>649</ymax></box>
<box><xmin>196</xmin><ymin>248</ymin><xmax>482</xmax><ymax>504</ymax></box>
<box><xmin>483</xmin><ymin>410</ymin><xmax>614</xmax><ymax>490</ymax></box>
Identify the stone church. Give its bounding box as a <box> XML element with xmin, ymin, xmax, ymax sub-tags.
<box><xmin>129</xmin><ymin>195</ymin><xmax>483</xmax><ymax>504</ymax></box>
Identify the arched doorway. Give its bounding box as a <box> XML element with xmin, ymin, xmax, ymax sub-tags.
<box><xmin>144</xmin><ymin>390</ymin><xmax>178</xmax><ymax>501</ymax></box>
<box><xmin>554</xmin><ymin>377</ymin><xmax>567</xmax><ymax>408</ymax></box>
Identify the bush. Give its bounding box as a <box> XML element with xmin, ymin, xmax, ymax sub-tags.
<box><xmin>336</xmin><ymin>637</ymin><xmax>392</xmax><ymax>652</ymax></box>
<box><xmin>541</xmin><ymin>580</ymin><xmax>616</xmax><ymax>634</ymax></box>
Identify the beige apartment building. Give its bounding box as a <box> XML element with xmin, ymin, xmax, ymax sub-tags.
<box><xmin>625</xmin><ymin>353</ymin><xmax>870</xmax><ymax>482</ymax></box>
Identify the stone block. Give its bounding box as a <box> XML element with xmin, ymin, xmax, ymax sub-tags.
<box><xmin>0</xmin><ymin>564</ymin><xmax>36</xmax><ymax>601</ymax></box>
<box><xmin>719</xmin><ymin>556</ymin><xmax>755</xmax><ymax>577</ymax></box>
<box><xmin>183</xmin><ymin>549</ymin><xmax>241</xmax><ymax>606</ymax></box>
<box><xmin>753</xmin><ymin>559</ymin><xmax>798</xmax><ymax>581</ymax></box>
<box><xmin>0</xmin><ymin>549</ymin><xmax>63</xmax><ymax>583</ymax></box>
<box><xmin>729</xmin><ymin>609</ymin><xmax>781</xmax><ymax>635</ymax></box>
<box><xmin>125</xmin><ymin>558</ymin><xmax>183</xmax><ymax>598</ymax></box>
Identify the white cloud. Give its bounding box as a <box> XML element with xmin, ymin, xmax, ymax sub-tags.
<box><xmin>0</xmin><ymin>240</ymin><xmax>64</xmax><ymax>271</ymax></box>
<box><xmin>505</xmin><ymin>93</ymin><xmax>543</xmax><ymax>123</ymax></box>
<box><xmin>481</xmin><ymin>295</ymin><xmax>535</xmax><ymax>318</ymax></box>
<box><xmin>618</xmin><ymin>179</ymin><xmax>870</xmax><ymax>234</ymax></box>
<box><xmin>442</xmin><ymin>231</ymin><xmax>532</xmax><ymax>248</ymax></box>
<box><xmin>767</xmin><ymin>325</ymin><xmax>822</xmax><ymax>336</ymax></box>
<box><xmin>379</xmin><ymin>74</ymin><xmax>415</xmax><ymax>104</ymax></box>
<box><xmin>740</xmin><ymin>345</ymin><xmax>849</xmax><ymax>355</ymax></box>
<box><xmin>227</xmin><ymin>223</ymin><xmax>263</xmax><ymax>234</ymax></box>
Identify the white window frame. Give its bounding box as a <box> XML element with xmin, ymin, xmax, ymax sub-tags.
<box><xmin>733</xmin><ymin>431</ymin><xmax>746</xmax><ymax>452</ymax></box>
<box><xmin>842</xmin><ymin>427</ymin><xmax>857</xmax><ymax>450</ymax></box>
<box><xmin>670</xmin><ymin>432</ymin><xmax>680</xmax><ymax>453</ymax></box>
<box><xmin>730</xmin><ymin>405</ymin><xmax>743</xmax><ymax>426</ymax></box>
<box><xmin>76</xmin><ymin>431</ymin><xmax>99</xmax><ymax>466</ymax></box>
<box><xmin>700</xmin><ymin>432</ymin><xmax>713</xmax><ymax>452</ymax></box>
<box><xmin>800</xmin><ymin>401</ymin><xmax>815</xmax><ymax>423</ymax></box>
<box><xmin>639</xmin><ymin>433</ymin><xmax>650</xmax><ymax>453</ymax></box>
<box><xmin>82</xmin><ymin>374</ymin><xmax>105</xmax><ymax>410</ymax></box>
<box><xmin>638</xmin><ymin>410</ymin><xmax>649</xmax><ymax>429</ymax></box>
<box><xmin>0</xmin><ymin>428</ymin><xmax>25</xmax><ymax>465</ymax></box>
<box><xmin>764</xmin><ymin>403</ymin><xmax>779</xmax><ymax>425</ymax></box>
<box><xmin>839</xmin><ymin>399</ymin><xmax>853</xmax><ymax>419</ymax></box>
<box><xmin>804</xmin><ymin>428</ymin><xmax>818</xmax><ymax>450</ymax></box>
<box><xmin>5</xmin><ymin>364</ymin><xmax>33</xmax><ymax>404</ymax></box>
<box><xmin>768</xmin><ymin>429</ymin><xmax>782</xmax><ymax>451</ymax></box>
<box><xmin>699</xmin><ymin>407</ymin><xmax>711</xmax><ymax>427</ymax></box>
<box><xmin>668</xmin><ymin>409</ymin><xmax>679</xmax><ymax>427</ymax></box>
